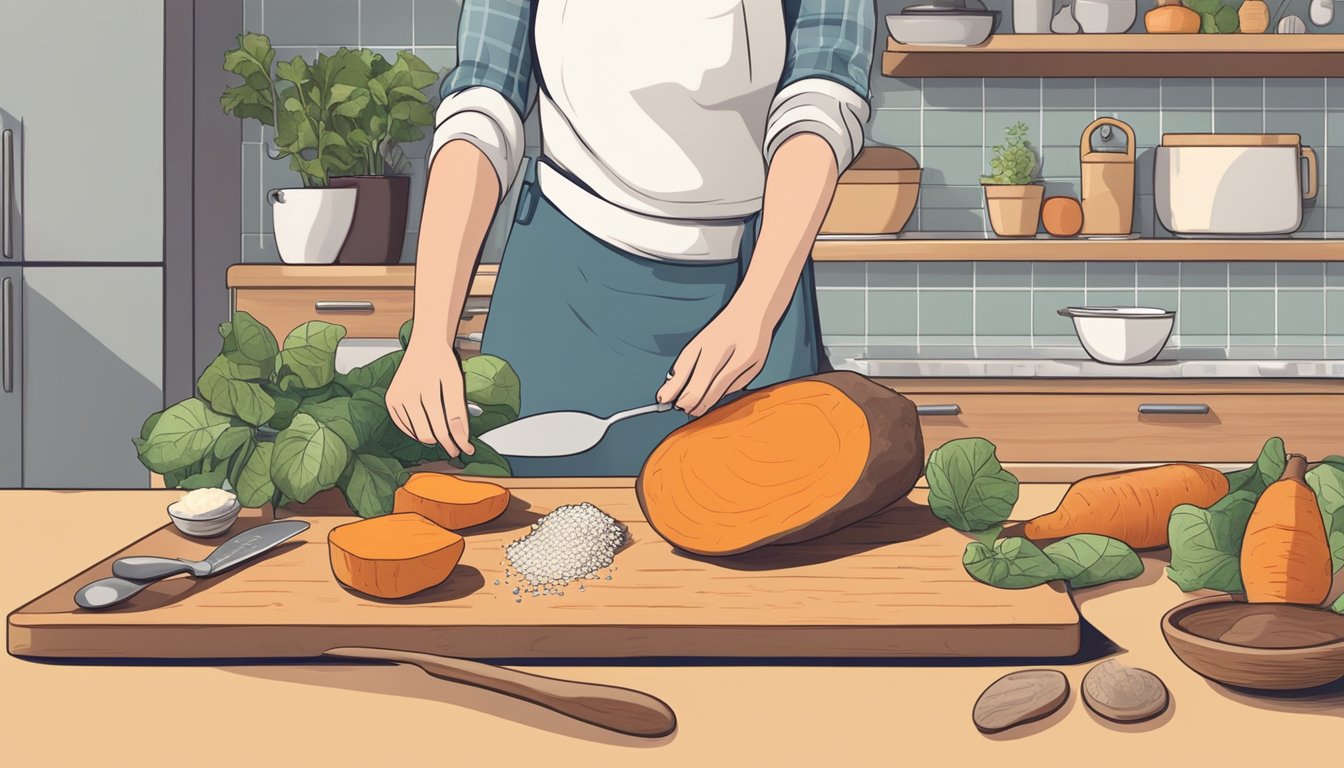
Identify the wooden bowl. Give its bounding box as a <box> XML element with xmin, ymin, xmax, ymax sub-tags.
<box><xmin>1162</xmin><ymin>595</ymin><xmax>1344</xmax><ymax>691</ymax></box>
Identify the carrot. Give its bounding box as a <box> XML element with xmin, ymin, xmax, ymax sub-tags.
<box><xmin>394</xmin><ymin>473</ymin><xmax>510</xmax><ymax>530</ymax></box>
<box><xmin>637</xmin><ymin>372</ymin><xmax>924</xmax><ymax>556</ymax></box>
<box><xmin>1024</xmin><ymin>463</ymin><xmax>1228</xmax><ymax>550</ymax></box>
<box><xmin>328</xmin><ymin>513</ymin><xmax>465</xmax><ymax>599</ymax></box>
<box><xmin>1240</xmin><ymin>454</ymin><xmax>1333</xmax><ymax>605</ymax></box>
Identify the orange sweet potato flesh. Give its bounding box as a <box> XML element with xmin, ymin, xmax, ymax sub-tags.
<box><xmin>393</xmin><ymin>473</ymin><xmax>510</xmax><ymax>530</ymax></box>
<box><xmin>1024</xmin><ymin>463</ymin><xmax>1228</xmax><ymax>549</ymax></box>
<box><xmin>1241</xmin><ymin>454</ymin><xmax>1333</xmax><ymax>605</ymax></box>
<box><xmin>328</xmin><ymin>513</ymin><xmax>465</xmax><ymax>598</ymax></box>
<box><xmin>637</xmin><ymin>372</ymin><xmax>924</xmax><ymax>556</ymax></box>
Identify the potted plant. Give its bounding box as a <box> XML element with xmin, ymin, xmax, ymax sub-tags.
<box><xmin>221</xmin><ymin>34</ymin><xmax>437</xmax><ymax>265</ymax></box>
<box><xmin>981</xmin><ymin>121</ymin><xmax>1044</xmax><ymax>238</ymax></box>
<box><xmin>133</xmin><ymin>312</ymin><xmax>519</xmax><ymax>517</ymax></box>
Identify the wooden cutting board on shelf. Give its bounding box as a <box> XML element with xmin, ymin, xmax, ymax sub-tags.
<box><xmin>8</xmin><ymin>480</ymin><xmax>1080</xmax><ymax>660</ymax></box>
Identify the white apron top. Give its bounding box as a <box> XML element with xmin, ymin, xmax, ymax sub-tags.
<box><xmin>431</xmin><ymin>0</ymin><xmax>870</xmax><ymax>262</ymax></box>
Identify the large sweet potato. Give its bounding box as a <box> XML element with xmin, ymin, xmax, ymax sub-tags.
<box><xmin>637</xmin><ymin>371</ymin><xmax>924</xmax><ymax>556</ymax></box>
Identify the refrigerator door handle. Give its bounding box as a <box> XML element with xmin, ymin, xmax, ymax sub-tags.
<box><xmin>2</xmin><ymin>129</ymin><xmax>12</xmax><ymax>259</ymax></box>
<box><xmin>2</xmin><ymin>276</ymin><xmax>12</xmax><ymax>393</ymax></box>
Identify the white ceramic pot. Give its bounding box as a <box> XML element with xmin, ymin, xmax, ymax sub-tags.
<box><xmin>1155</xmin><ymin>134</ymin><xmax>1319</xmax><ymax>236</ymax></box>
<box><xmin>1073</xmin><ymin>0</ymin><xmax>1136</xmax><ymax>32</ymax></box>
<box><xmin>268</xmin><ymin>187</ymin><xmax>357</xmax><ymax>265</ymax></box>
<box><xmin>1013</xmin><ymin>0</ymin><xmax>1054</xmax><ymax>32</ymax></box>
<box><xmin>1058</xmin><ymin>306</ymin><xmax>1175</xmax><ymax>365</ymax></box>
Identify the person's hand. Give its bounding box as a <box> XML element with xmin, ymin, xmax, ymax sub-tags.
<box><xmin>658</xmin><ymin>303</ymin><xmax>773</xmax><ymax>417</ymax></box>
<box><xmin>385</xmin><ymin>340</ymin><xmax>475</xmax><ymax>458</ymax></box>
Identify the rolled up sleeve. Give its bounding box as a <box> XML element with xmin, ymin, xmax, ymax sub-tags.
<box><xmin>764</xmin><ymin>0</ymin><xmax>875</xmax><ymax>173</ymax></box>
<box><xmin>429</xmin><ymin>0</ymin><xmax>534</xmax><ymax>200</ymax></box>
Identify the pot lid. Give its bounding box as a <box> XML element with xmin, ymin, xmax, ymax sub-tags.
<box><xmin>1161</xmin><ymin>133</ymin><xmax>1303</xmax><ymax>148</ymax></box>
<box><xmin>847</xmin><ymin>146</ymin><xmax>920</xmax><ymax>172</ymax></box>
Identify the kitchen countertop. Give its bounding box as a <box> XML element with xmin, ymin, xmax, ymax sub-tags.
<box><xmin>4</xmin><ymin>488</ymin><xmax>1341</xmax><ymax>765</ymax></box>
<box><xmin>842</xmin><ymin>346</ymin><xmax>1344</xmax><ymax>378</ymax></box>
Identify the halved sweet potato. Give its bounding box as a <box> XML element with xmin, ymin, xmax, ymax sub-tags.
<box><xmin>394</xmin><ymin>473</ymin><xmax>510</xmax><ymax>530</ymax></box>
<box><xmin>637</xmin><ymin>372</ymin><xmax>924</xmax><ymax>556</ymax></box>
<box><xmin>329</xmin><ymin>512</ymin><xmax>465</xmax><ymax>598</ymax></box>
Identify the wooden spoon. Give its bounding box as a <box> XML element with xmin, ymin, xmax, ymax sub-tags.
<box><xmin>323</xmin><ymin>646</ymin><xmax>677</xmax><ymax>738</ymax></box>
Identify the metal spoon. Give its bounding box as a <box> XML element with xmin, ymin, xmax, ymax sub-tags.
<box><xmin>476</xmin><ymin>402</ymin><xmax>674</xmax><ymax>457</ymax></box>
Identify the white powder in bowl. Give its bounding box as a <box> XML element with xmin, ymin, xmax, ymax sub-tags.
<box><xmin>170</xmin><ymin>487</ymin><xmax>240</xmax><ymax>519</ymax></box>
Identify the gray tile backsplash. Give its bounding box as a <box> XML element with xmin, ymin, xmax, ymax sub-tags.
<box><xmin>234</xmin><ymin>1</ymin><xmax>1343</xmax><ymax>362</ymax></box>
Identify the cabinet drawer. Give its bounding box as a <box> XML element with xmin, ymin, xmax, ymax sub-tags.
<box><xmin>907</xmin><ymin>393</ymin><xmax>1342</xmax><ymax>463</ymax></box>
<box><xmin>234</xmin><ymin>288</ymin><xmax>490</xmax><ymax>345</ymax></box>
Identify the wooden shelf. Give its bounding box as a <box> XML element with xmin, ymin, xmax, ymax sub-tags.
<box><xmin>882</xmin><ymin>34</ymin><xmax>1344</xmax><ymax>78</ymax></box>
<box><xmin>227</xmin><ymin>263</ymin><xmax>497</xmax><ymax>296</ymax></box>
<box><xmin>810</xmin><ymin>238</ymin><xmax>1344</xmax><ymax>261</ymax></box>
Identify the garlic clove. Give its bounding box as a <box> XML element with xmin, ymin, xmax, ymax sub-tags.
<box><xmin>1310</xmin><ymin>0</ymin><xmax>1334</xmax><ymax>27</ymax></box>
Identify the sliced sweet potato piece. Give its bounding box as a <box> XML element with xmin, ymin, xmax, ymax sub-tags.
<box><xmin>637</xmin><ymin>371</ymin><xmax>924</xmax><ymax>556</ymax></box>
<box><xmin>393</xmin><ymin>473</ymin><xmax>510</xmax><ymax>530</ymax></box>
<box><xmin>328</xmin><ymin>513</ymin><xmax>465</xmax><ymax>598</ymax></box>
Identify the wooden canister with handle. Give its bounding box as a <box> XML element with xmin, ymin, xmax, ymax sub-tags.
<box><xmin>1080</xmin><ymin>118</ymin><xmax>1136</xmax><ymax>237</ymax></box>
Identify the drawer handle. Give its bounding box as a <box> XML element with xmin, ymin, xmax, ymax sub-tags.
<box><xmin>918</xmin><ymin>404</ymin><xmax>961</xmax><ymax>417</ymax></box>
<box><xmin>314</xmin><ymin>300</ymin><xmax>374</xmax><ymax>314</ymax></box>
<box><xmin>2</xmin><ymin>129</ymin><xmax>12</xmax><ymax>259</ymax></box>
<box><xmin>455</xmin><ymin>332</ymin><xmax>483</xmax><ymax>347</ymax></box>
<box><xmin>461</xmin><ymin>307</ymin><xmax>489</xmax><ymax>321</ymax></box>
<box><xmin>1138</xmin><ymin>403</ymin><xmax>1210</xmax><ymax>415</ymax></box>
<box><xmin>2</xmin><ymin>276</ymin><xmax>12</xmax><ymax>393</ymax></box>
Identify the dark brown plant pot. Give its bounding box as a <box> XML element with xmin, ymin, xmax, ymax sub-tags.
<box><xmin>329</xmin><ymin>175</ymin><xmax>411</xmax><ymax>264</ymax></box>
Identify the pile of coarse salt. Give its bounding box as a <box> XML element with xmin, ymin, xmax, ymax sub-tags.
<box><xmin>502</xmin><ymin>502</ymin><xmax>626</xmax><ymax>601</ymax></box>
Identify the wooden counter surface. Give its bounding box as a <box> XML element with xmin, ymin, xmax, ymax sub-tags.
<box><xmin>3</xmin><ymin>488</ymin><xmax>1340</xmax><ymax>766</ymax></box>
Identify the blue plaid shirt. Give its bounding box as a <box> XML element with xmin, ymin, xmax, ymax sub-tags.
<box><xmin>441</xmin><ymin>0</ymin><xmax>875</xmax><ymax>120</ymax></box>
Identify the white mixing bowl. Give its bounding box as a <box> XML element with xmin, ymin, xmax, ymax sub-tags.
<box><xmin>1057</xmin><ymin>306</ymin><xmax>1176</xmax><ymax>365</ymax></box>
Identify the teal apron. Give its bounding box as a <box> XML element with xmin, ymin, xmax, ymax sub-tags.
<box><xmin>480</xmin><ymin>159</ymin><xmax>828</xmax><ymax>477</ymax></box>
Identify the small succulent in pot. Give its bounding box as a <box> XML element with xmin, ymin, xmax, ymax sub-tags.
<box><xmin>981</xmin><ymin>122</ymin><xmax>1044</xmax><ymax>238</ymax></box>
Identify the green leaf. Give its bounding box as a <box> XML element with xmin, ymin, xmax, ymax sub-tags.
<box><xmin>399</xmin><ymin>319</ymin><xmax>414</xmax><ymax>349</ymax></box>
<box><xmin>963</xmin><ymin>538</ymin><xmax>1061</xmax><ymax>590</ymax></box>
<box><xmin>1043</xmin><ymin>534</ymin><xmax>1144</xmax><ymax>589</ymax></box>
<box><xmin>1305</xmin><ymin>463</ymin><xmax>1344</xmax><ymax>572</ymax></box>
<box><xmin>198</xmin><ymin>355</ymin><xmax>276</xmax><ymax>427</ymax></box>
<box><xmin>1224</xmin><ymin>437</ymin><xmax>1286</xmax><ymax>497</ymax></box>
<box><xmin>267</xmin><ymin>388</ymin><xmax>303</xmax><ymax>430</ymax></box>
<box><xmin>221</xmin><ymin>312</ymin><xmax>280</xmax><ymax>373</ymax></box>
<box><xmin>339</xmin><ymin>452</ymin><xmax>405</xmax><ymax>517</ymax></box>
<box><xmin>349</xmin><ymin>389</ymin><xmax>395</xmax><ymax>447</ymax></box>
<box><xmin>177</xmin><ymin>463</ymin><xmax>230</xmax><ymax>491</ymax></box>
<box><xmin>1213</xmin><ymin>4</ymin><xmax>1240</xmax><ymax>32</ymax></box>
<box><xmin>1331</xmin><ymin>592</ymin><xmax>1344</xmax><ymax>614</ymax></box>
<box><xmin>300</xmin><ymin>396</ymin><xmax>362</xmax><ymax>450</ymax></box>
<box><xmin>462</xmin><ymin>438</ymin><xmax>512</xmax><ymax>476</ymax></box>
<box><xmin>338</xmin><ymin>349</ymin><xmax>403</xmax><ymax>391</ymax></box>
<box><xmin>924</xmin><ymin>438</ymin><xmax>1020</xmax><ymax>532</ymax></box>
<box><xmin>213</xmin><ymin>426</ymin><xmax>254</xmax><ymax>462</ymax></box>
<box><xmin>1184</xmin><ymin>0</ymin><xmax>1222</xmax><ymax>13</ymax></box>
<box><xmin>1165</xmin><ymin>490</ymin><xmax>1258</xmax><ymax>593</ymax></box>
<box><xmin>462</xmin><ymin>355</ymin><xmax>522</xmax><ymax>416</ymax></box>
<box><xmin>137</xmin><ymin>399</ymin><xmax>233</xmax><ymax>473</ymax></box>
<box><xmin>270</xmin><ymin>414</ymin><xmax>351</xmax><ymax>503</ymax></box>
<box><xmin>277</xmin><ymin>321</ymin><xmax>347</xmax><ymax>389</ymax></box>
<box><xmin>236</xmin><ymin>442</ymin><xmax>276</xmax><ymax>508</ymax></box>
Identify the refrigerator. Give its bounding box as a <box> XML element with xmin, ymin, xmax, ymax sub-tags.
<box><xmin>1</xmin><ymin>0</ymin><xmax>167</xmax><ymax>488</ymax></box>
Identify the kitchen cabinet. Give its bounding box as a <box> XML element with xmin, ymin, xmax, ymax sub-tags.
<box><xmin>0</xmin><ymin>0</ymin><xmax>163</xmax><ymax>264</ymax></box>
<box><xmin>0</xmin><ymin>266</ymin><xmax>20</xmax><ymax>488</ymax></box>
<box><xmin>21</xmin><ymin>268</ymin><xmax>164</xmax><ymax>488</ymax></box>
<box><xmin>888</xmin><ymin>378</ymin><xmax>1342</xmax><ymax>479</ymax></box>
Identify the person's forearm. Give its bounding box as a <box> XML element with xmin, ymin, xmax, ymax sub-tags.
<box><xmin>410</xmin><ymin>140</ymin><xmax>502</xmax><ymax>349</ymax></box>
<box><xmin>732</xmin><ymin>132</ymin><xmax>839</xmax><ymax>323</ymax></box>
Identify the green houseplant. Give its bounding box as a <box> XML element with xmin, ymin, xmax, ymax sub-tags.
<box><xmin>134</xmin><ymin>312</ymin><xmax>519</xmax><ymax>518</ymax></box>
<box><xmin>980</xmin><ymin>121</ymin><xmax>1044</xmax><ymax>238</ymax></box>
<box><xmin>221</xmin><ymin>33</ymin><xmax>439</xmax><ymax>265</ymax></box>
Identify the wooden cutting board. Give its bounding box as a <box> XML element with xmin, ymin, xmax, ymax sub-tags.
<box><xmin>8</xmin><ymin>480</ymin><xmax>1080</xmax><ymax>660</ymax></box>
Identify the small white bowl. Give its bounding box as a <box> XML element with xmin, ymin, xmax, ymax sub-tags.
<box><xmin>167</xmin><ymin>492</ymin><xmax>243</xmax><ymax>537</ymax></box>
<box><xmin>886</xmin><ymin>13</ymin><xmax>995</xmax><ymax>46</ymax></box>
<box><xmin>1057</xmin><ymin>306</ymin><xmax>1176</xmax><ymax>365</ymax></box>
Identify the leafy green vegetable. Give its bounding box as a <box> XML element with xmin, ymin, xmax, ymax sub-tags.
<box><xmin>338</xmin><ymin>349</ymin><xmax>402</xmax><ymax>391</ymax></box>
<box><xmin>221</xmin><ymin>312</ymin><xmax>280</xmax><ymax>376</ymax></box>
<box><xmin>339</xmin><ymin>452</ymin><xmax>405</xmax><ymax>517</ymax></box>
<box><xmin>1184</xmin><ymin>0</ymin><xmax>1221</xmax><ymax>13</ymax></box>
<box><xmin>235</xmin><ymin>442</ymin><xmax>275</xmax><ymax>507</ymax></box>
<box><xmin>964</xmin><ymin>538</ymin><xmax>1060</xmax><ymax>589</ymax></box>
<box><xmin>197</xmin><ymin>354</ymin><xmax>276</xmax><ymax>426</ymax></box>
<box><xmin>270</xmin><ymin>414</ymin><xmax>351</xmax><ymax>504</ymax></box>
<box><xmin>213</xmin><ymin>426</ymin><xmax>253</xmax><ymax>462</ymax></box>
<box><xmin>276</xmin><ymin>322</ymin><xmax>346</xmax><ymax>390</ymax></box>
<box><xmin>1166</xmin><ymin>490</ymin><xmax>1257</xmax><ymax>593</ymax></box>
<box><xmin>136</xmin><ymin>399</ymin><xmax>233</xmax><ymax>473</ymax></box>
<box><xmin>1224</xmin><ymin>436</ymin><xmax>1286</xmax><ymax>497</ymax></box>
<box><xmin>925</xmin><ymin>438</ymin><xmax>1020</xmax><ymax>532</ymax></box>
<box><xmin>299</xmin><ymin>396</ymin><xmax>364</xmax><ymax>450</ymax></box>
<box><xmin>1213</xmin><ymin>5</ymin><xmax>1239</xmax><ymax>32</ymax></box>
<box><xmin>463</xmin><ymin>438</ymin><xmax>512</xmax><ymax>477</ymax></box>
<box><xmin>399</xmin><ymin>319</ymin><xmax>414</xmax><ymax>349</ymax></box>
<box><xmin>1043</xmin><ymin>535</ymin><xmax>1144</xmax><ymax>588</ymax></box>
<box><xmin>463</xmin><ymin>354</ymin><xmax>522</xmax><ymax>417</ymax></box>
<box><xmin>1305</xmin><ymin>462</ymin><xmax>1344</xmax><ymax>572</ymax></box>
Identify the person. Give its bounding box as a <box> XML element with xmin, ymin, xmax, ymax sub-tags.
<box><xmin>386</xmin><ymin>0</ymin><xmax>875</xmax><ymax>476</ymax></box>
